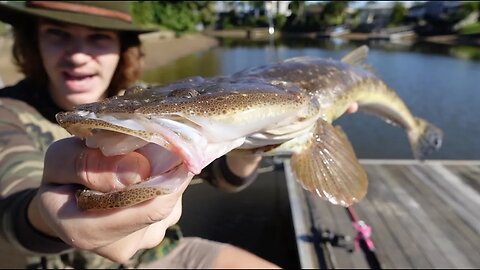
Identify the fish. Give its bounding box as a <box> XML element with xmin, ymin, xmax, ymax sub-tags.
<box><xmin>56</xmin><ymin>45</ymin><xmax>443</xmax><ymax>210</ymax></box>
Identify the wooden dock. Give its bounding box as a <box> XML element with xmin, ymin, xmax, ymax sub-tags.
<box><xmin>286</xmin><ymin>159</ymin><xmax>480</xmax><ymax>269</ymax></box>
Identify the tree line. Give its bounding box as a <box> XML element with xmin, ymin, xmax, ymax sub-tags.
<box><xmin>131</xmin><ymin>1</ymin><xmax>479</xmax><ymax>35</ymax></box>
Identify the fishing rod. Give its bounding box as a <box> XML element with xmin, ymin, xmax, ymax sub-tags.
<box><xmin>345</xmin><ymin>206</ymin><xmax>382</xmax><ymax>269</ymax></box>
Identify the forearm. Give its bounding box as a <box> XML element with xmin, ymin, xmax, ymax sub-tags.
<box><xmin>0</xmin><ymin>189</ymin><xmax>71</xmax><ymax>254</ymax></box>
<box><xmin>0</xmin><ymin>103</ymin><xmax>70</xmax><ymax>254</ymax></box>
<box><xmin>226</xmin><ymin>154</ymin><xmax>262</xmax><ymax>178</ymax></box>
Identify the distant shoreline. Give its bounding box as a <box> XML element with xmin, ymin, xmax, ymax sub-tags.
<box><xmin>205</xmin><ymin>28</ymin><xmax>480</xmax><ymax>46</ymax></box>
<box><xmin>1</xmin><ymin>29</ymin><xmax>478</xmax><ymax>87</ymax></box>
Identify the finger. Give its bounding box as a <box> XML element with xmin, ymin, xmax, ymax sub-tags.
<box><xmin>93</xmin><ymin>198</ymin><xmax>183</xmax><ymax>264</ymax></box>
<box><xmin>38</xmin><ymin>173</ymin><xmax>192</xmax><ymax>250</ymax></box>
<box><xmin>346</xmin><ymin>102</ymin><xmax>359</xmax><ymax>114</ymax></box>
<box><xmin>44</xmin><ymin>137</ymin><xmax>151</xmax><ymax>192</ymax></box>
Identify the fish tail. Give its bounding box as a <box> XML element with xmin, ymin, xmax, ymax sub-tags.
<box><xmin>408</xmin><ymin>117</ymin><xmax>443</xmax><ymax>160</ymax></box>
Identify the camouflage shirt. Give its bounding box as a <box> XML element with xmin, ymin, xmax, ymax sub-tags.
<box><xmin>0</xmin><ymin>79</ymin><xmax>257</xmax><ymax>269</ymax></box>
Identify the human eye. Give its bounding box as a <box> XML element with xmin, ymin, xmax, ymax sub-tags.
<box><xmin>89</xmin><ymin>31</ymin><xmax>118</xmax><ymax>46</ymax></box>
<box><xmin>43</xmin><ymin>26</ymin><xmax>70</xmax><ymax>40</ymax></box>
<box><xmin>91</xmin><ymin>33</ymin><xmax>113</xmax><ymax>41</ymax></box>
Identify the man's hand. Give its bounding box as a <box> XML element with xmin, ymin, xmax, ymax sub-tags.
<box><xmin>28</xmin><ymin>137</ymin><xmax>191</xmax><ymax>264</ymax></box>
<box><xmin>346</xmin><ymin>102</ymin><xmax>359</xmax><ymax>114</ymax></box>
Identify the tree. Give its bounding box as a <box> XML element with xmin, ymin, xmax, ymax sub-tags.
<box><xmin>131</xmin><ymin>1</ymin><xmax>216</xmax><ymax>33</ymax></box>
<box><xmin>196</xmin><ymin>1</ymin><xmax>217</xmax><ymax>30</ymax></box>
<box><xmin>321</xmin><ymin>1</ymin><xmax>349</xmax><ymax>26</ymax></box>
<box><xmin>131</xmin><ymin>1</ymin><xmax>156</xmax><ymax>27</ymax></box>
<box><xmin>389</xmin><ymin>2</ymin><xmax>407</xmax><ymax>27</ymax></box>
<box><xmin>283</xmin><ymin>1</ymin><xmax>306</xmax><ymax>31</ymax></box>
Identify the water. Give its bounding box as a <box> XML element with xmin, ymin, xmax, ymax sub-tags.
<box><xmin>142</xmin><ymin>37</ymin><xmax>480</xmax><ymax>160</ymax></box>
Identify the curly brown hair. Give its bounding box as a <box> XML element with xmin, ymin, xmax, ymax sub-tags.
<box><xmin>11</xmin><ymin>19</ymin><xmax>145</xmax><ymax>97</ymax></box>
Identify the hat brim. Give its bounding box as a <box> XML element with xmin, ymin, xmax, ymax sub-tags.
<box><xmin>0</xmin><ymin>2</ymin><xmax>157</xmax><ymax>33</ymax></box>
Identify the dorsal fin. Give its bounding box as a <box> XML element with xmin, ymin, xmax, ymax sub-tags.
<box><xmin>341</xmin><ymin>45</ymin><xmax>376</xmax><ymax>73</ymax></box>
<box><xmin>341</xmin><ymin>45</ymin><xmax>369</xmax><ymax>65</ymax></box>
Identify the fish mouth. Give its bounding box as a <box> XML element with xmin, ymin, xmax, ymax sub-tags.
<box><xmin>57</xmin><ymin>111</ymin><xmax>246</xmax><ymax>185</ymax></box>
<box><xmin>58</xmin><ymin>110</ymin><xmax>209</xmax><ymax>174</ymax></box>
<box><xmin>74</xmin><ymin>138</ymin><xmax>195</xmax><ymax>210</ymax></box>
<box><xmin>56</xmin><ymin>112</ymin><xmax>210</xmax><ymax>210</ymax></box>
<box><xmin>85</xmin><ymin>129</ymin><xmax>190</xmax><ymax>192</ymax></box>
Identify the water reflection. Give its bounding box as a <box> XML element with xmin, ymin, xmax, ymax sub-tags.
<box><xmin>216</xmin><ymin>37</ymin><xmax>480</xmax><ymax>62</ymax></box>
<box><xmin>142</xmin><ymin>37</ymin><xmax>480</xmax><ymax>160</ymax></box>
<box><xmin>142</xmin><ymin>50</ymin><xmax>222</xmax><ymax>84</ymax></box>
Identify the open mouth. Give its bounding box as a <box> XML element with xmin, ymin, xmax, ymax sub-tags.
<box><xmin>75</xmin><ymin>130</ymin><xmax>194</xmax><ymax>210</ymax></box>
<box><xmin>63</xmin><ymin>71</ymin><xmax>96</xmax><ymax>80</ymax></box>
<box><xmin>62</xmin><ymin>71</ymin><xmax>97</xmax><ymax>90</ymax></box>
<box><xmin>86</xmin><ymin>130</ymin><xmax>187</xmax><ymax>189</ymax></box>
<box><xmin>58</xmin><ymin>111</ymin><xmax>248</xmax><ymax>210</ymax></box>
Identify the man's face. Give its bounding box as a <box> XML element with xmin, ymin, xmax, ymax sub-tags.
<box><xmin>38</xmin><ymin>19</ymin><xmax>121</xmax><ymax>110</ymax></box>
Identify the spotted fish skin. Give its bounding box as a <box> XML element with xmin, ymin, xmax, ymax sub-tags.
<box><xmin>56</xmin><ymin>46</ymin><xmax>443</xmax><ymax>210</ymax></box>
<box><xmin>232</xmin><ymin>56</ymin><xmax>395</xmax><ymax>122</ymax></box>
<box><xmin>76</xmin><ymin>187</ymin><xmax>169</xmax><ymax>211</ymax></box>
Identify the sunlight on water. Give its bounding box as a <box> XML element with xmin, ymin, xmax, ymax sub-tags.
<box><xmin>142</xmin><ymin>38</ymin><xmax>480</xmax><ymax>160</ymax></box>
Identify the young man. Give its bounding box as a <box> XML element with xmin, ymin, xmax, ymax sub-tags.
<box><xmin>0</xmin><ymin>2</ymin><xmax>278</xmax><ymax>268</ymax></box>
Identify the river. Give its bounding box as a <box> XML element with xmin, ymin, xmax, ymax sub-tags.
<box><xmin>142</xmin><ymin>37</ymin><xmax>480</xmax><ymax>160</ymax></box>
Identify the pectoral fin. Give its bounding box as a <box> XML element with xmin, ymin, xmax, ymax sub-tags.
<box><xmin>290</xmin><ymin>119</ymin><xmax>368</xmax><ymax>207</ymax></box>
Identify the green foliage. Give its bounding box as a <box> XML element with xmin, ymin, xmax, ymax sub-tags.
<box><xmin>283</xmin><ymin>1</ymin><xmax>306</xmax><ymax>32</ymax></box>
<box><xmin>389</xmin><ymin>2</ymin><xmax>407</xmax><ymax>27</ymax></box>
<box><xmin>151</xmin><ymin>2</ymin><xmax>199</xmax><ymax>33</ymax></box>
<box><xmin>321</xmin><ymin>1</ymin><xmax>348</xmax><ymax>26</ymax></box>
<box><xmin>459</xmin><ymin>22</ymin><xmax>480</xmax><ymax>35</ymax></box>
<box><xmin>346</xmin><ymin>9</ymin><xmax>362</xmax><ymax>28</ymax></box>
<box><xmin>283</xmin><ymin>1</ymin><xmax>348</xmax><ymax>32</ymax></box>
<box><xmin>131</xmin><ymin>1</ymin><xmax>155</xmax><ymax>26</ymax></box>
<box><xmin>256</xmin><ymin>15</ymin><xmax>270</xmax><ymax>27</ymax></box>
<box><xmin>131</xmin><ymin>1</ymin><xmax>216</xmax><ymax>33</ymax></box>
<box><xmin>196</xmin><ymin>1</ymin><xmax>216</xmax><ymax>30</ymax></box>
<box><xmin>288</xmin><ymin>1</ymin><xmax>305</xmax><ymax>16</ymax></box>
<box><xmin>243</xmin><ymin>15</ymin><xmax>257</xmax><ymax>27</ymax></box>
<box><xmin>218</xmin><ymin>10</ymin><xmax>241</xmax><ymax>30</ymax></box>
<box><xmin>274</xmin><ymin>14</ymin><xmax>287</xmax><ymax>29</ymax></box>
<box><xmin>458</xmin><ymin>1</ymin><xmax>480</xmax><ymax>17</ymax></box>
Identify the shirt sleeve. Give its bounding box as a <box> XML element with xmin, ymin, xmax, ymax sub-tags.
<box><xmin>0</xmin><ymin>99</ymin><xmax>72</xmax><ymax>254</ymax></box>
<box><xmin>198</xmin><ymin>155</ymin><xmax>259</xmax><ymax>192</ymax></box>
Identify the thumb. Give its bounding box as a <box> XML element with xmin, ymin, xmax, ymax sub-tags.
<box><xmin>44</xmin><ymin>137</ymin><xmax>151</xmax><ymax>192</ymax></box>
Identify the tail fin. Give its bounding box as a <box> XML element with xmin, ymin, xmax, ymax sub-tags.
<box><xmin>408</xmin><ymin>117</ymin><xmax>443</xmax><ymax>160</ymax></box>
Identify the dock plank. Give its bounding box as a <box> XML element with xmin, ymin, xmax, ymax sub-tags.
<box><xmin>393</xmin><ymin>165</ymin><xmax>480</xmax><ymax>267</ymax></box>
<box><xmin>371</xmin><ymin>166</ymin><xmax>446</xmax><ymax>268</ymax></box>
<box><xmin>380</xmin><ymin>165</ymin><xmax>467</xmax><ymax>268</ymax></box>
<box><xmin>284</xmin><ymin>163</ymin><xmax>320</xmax><ymax>269</ymax></box>
<box><xmin>287</xmin><ymin>160</ymin><xmax>480</xmax><ymax>269</ymax></box>
<box><xmin>410</xmin><ymin>164</ymin><xmax>480</xmax><ymax>234</ymax></box>
<box><xmin>445</xmin><ymin>164</ymin><xmax>480</xmax><ymax>193</ymax></box>
<box><xmin>364</xmin><ymin>165</ymin><xmax>430</xmax><ymax>268</ymax></box>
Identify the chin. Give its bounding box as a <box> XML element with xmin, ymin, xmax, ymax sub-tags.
<box><xmin>66</xmin><ymin>93</ymin><xmax>103</xmax><ymax>107</ymax></box>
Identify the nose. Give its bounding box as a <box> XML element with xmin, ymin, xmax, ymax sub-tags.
<box><xmin>65</xmin><ymin>39</ymin><xmax>92</xmax><ymax>66</ymax></box>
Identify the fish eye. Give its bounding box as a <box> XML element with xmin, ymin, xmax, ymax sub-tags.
<box><xmin>168</xmin><ymin>89</ymin><xmax>200</xmax><ymax>98</ymax></box>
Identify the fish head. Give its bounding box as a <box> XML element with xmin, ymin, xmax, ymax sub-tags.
<box><xmin>56</xmin><ymin>76</ymin><xmax>312</xmax><ymax>175</ymax></box>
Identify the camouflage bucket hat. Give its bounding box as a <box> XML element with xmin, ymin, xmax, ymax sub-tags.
<box><xmin>0</xmin><ymin>1</ymin><xmax>157</xmax><ymax>33</ymax></box>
